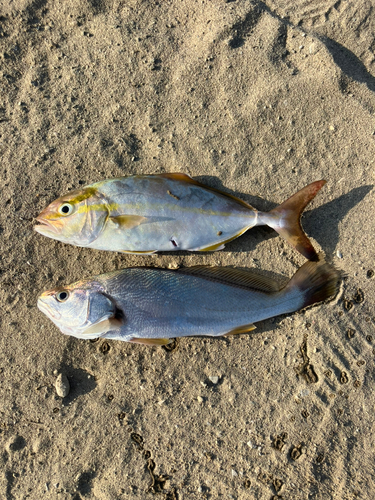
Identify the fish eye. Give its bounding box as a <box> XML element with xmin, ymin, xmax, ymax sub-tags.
<box><xmin>58</xmin><ymin>203</ymin><xmax>74</xmax><ymax>216</ymax></box>
<box><xmin>56</xmin><ymin>290</ymin><xmax>69</xmax><ymax>302</ymax></box>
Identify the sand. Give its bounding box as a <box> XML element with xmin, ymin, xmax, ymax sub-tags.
<box><xmin>0</xmin><ymin>1</ymin><xmax>374</xmax><ymax>499</ymax></box>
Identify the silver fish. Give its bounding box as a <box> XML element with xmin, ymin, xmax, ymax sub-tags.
<box><xmin>38</xmin><ymin>259</ymin><xmax>339</xmax><ymax>345</ymax></box>
<box><xmin>35</xmin><ymin>173</ymin><xmax>326</xmax><ymax>260</ymax></box>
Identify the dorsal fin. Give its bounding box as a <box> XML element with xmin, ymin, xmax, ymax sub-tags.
<box><xmin>177</xmin><ymin>266</ymin><xmax>281</xmax><ymax>293</ymax></box>
<box><xmin>157</xmin><ymin>173</ymin><xmax>254</xmax><ymax>210</ymax></box>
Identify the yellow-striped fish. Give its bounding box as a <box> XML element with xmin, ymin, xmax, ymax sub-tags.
<box><xmin>37</xmin><ymin>259</ymin><xmax>339</xmax><ymax>344</ymax></box>
<box><xmin>35</xmin><ymin>173</ymin><xmax>325</xmax><ymax>260</ymax></box>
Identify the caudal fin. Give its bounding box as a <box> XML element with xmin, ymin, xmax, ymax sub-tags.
<box><xmin>284</xmin><ymin>258</ymin><xmax>340</xmax><ymax>309</ymax></box>
<box><xmin>259</xmin><ymin>180</ymin><xmax>326</xmax><ymax>261</ymax></box>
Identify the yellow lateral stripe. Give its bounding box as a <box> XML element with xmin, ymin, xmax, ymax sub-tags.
<box><xmin>75</xmin><ymin>203</ymin><xmax>119</xmax><ymax>214</ymax></box>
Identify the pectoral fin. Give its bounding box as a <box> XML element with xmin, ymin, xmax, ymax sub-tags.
<box><xmin>225</xmin><ymin>324</ymin><xmax>256</xmax><ymax>336</ymax></box>
<box><xmin>83</xmin><ymin>317</ymin><xmax>122</xmax><ymax>335</ymax></box>
<box><xmin>129</xmin><ymin>337</ymin><xmax>172</xmax><ymax>346</ymax></box>
<box><xmin>108</xmin><ymin>214</ymin><xmax>147</xmax><ymax>230</ymax></box>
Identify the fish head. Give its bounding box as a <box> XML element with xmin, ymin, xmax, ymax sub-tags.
<box><xmin>37</xmin><ymin>281</ymin><xmax>117</xmax><ymax>339</ymax></box>
<box><xmin>34</xmin><ymin>187</ymin><xmax>110</xmax><ymax>246</ymax></box>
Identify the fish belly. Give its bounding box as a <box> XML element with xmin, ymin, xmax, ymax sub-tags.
<box><xmin>100</xmin><ymin>269</ymin><xmax>303</xmax><ymax>340</ymax></box>
<box><xmin>91</xmin><ymin>176</ymin><xmax>255</xmax><ymax>252</ymax></box>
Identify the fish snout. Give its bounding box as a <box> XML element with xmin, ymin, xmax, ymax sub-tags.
<box><xmin>37</xmin><ymin>294</ymin><xmax>62</xmax><ymax>320</ymax></box>
<box><xmin>34</xmin><ymin>211</ymin><xmax>63</xmax><ymax>235</ymax></box>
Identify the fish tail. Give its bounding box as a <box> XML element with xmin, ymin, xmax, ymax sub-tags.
<box><xmin>258</xmin><ymin>180</ymin><xmax>326</xmax><ymax>261</ymax></box>
<box><xmin>283</xmin><ymin>258</ymin><xmax>340</xmax><ymax>310</ymax></box>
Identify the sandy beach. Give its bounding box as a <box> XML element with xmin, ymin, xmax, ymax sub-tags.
<box><xmin>0</xmin><ymin>0</ymin><xmax>374</xmax><ymax>499</ymax></box>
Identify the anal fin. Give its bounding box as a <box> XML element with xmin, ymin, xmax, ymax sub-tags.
<box><xmin>129</xmin><ymin>337</ymin><xmax>172</xmax><ymax>346</ymax></box>
<box><xmin>120</xmin><ymin>250</ymin><xmax>158</xmax><ymax>255</ymax></box>
<box><xmin>225</xmin><ymin>324</ymin><xmax>256</xmax><ymax>336</ymax></box>
<box><xmin>197</xmin><ymin>242</ymin><xmax>225</xmax><ymax>252</ymax></box>
<box><xmin>192</xmin><ymin>227</ymin><xmax>251</xmax><ymax>252</ymax></box>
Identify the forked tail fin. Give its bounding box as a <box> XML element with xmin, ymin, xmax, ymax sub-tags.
<box><xmin>284</xmin><ymin>258</ymin><xmax>340</xmax><ymax>309</ymax></box>
<box><xmin>259</xmin><ymin>180</ymin><xmax>326</xmax><ymax>261</ymax></box>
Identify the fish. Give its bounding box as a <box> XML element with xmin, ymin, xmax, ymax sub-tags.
<box><xmin>37</xmin><ymin>259</ymin><xmax>340</xmax><ymax>345</ymax></box>
<box><xmin>35</xmin><ymin>173</ymin><xmax>326</xmax><ymax>260</ymax></box>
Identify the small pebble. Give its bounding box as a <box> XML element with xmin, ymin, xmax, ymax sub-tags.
<box><xmin>209</xmin><ymin>376</ymin><xmax>219</xmax><ymax>384</ymax></box>
<box><xmin>55</xmin><ymin>373</ymin><xmax>70</xmax><ymax>398</ymax></box>
<box><xmin>167</xmin><ymin>261</ymin><xmax>179</xmax><ymax>269</ymax></box>
<box><xmin>197</xmin><ymin>396</ymin><xmax>204</xmax><ymax>403</ymax></box>
<box><xmin>309</xmin><ymin>43</ymin><xmax>319</xmax><ymax>54</ymax></box>
<box><xmin>336</xmin><ymin>250</ymin><xmax>343</xmax><ymax>259</ymax></box>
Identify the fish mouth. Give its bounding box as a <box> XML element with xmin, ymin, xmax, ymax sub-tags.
<box><xmin>34</xmin><ymin>217</ymin><xmax>60</xmax><ymax>235</ymax></box>
<box><xmin>37</xmin><ymin>297</ymin><xmax>62</xmax><ymax>320</ymax></box>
